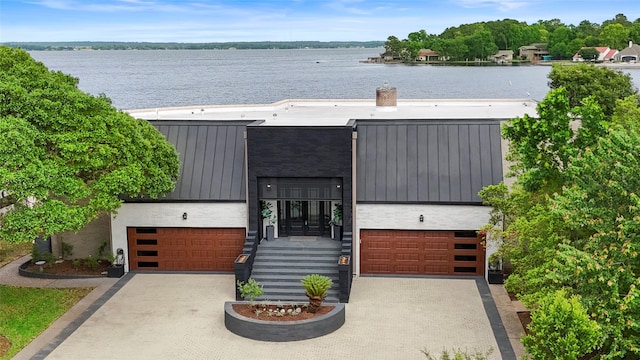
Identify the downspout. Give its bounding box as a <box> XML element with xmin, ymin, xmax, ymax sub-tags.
<box><xmin>351</xmin><ymin>129</ymin><xmax>358</xmax><ymax>278</ymax></box>
<box><xmin>244</xmin><ymin>130</ymin><xmax>249</xmax><ymax>235</ymax></box>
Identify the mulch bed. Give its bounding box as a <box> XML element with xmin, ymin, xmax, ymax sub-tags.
<box><xmin>232</xmin><ymin>303</ymin><xmax>334</xmax><ymax>322</ymax></box>
<box><xmin>23</xmin><ymin>259</ymin><xmax>110</xmax><ymax>276</ymax></box>
<box><xmin>517</xmin><ymin>311</ymin><xmax>532</xmax><ymax>334</ymax></box>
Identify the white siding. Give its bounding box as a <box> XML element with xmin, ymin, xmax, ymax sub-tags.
<box><xmin>111</xmin><ymin>202</ymin><xmax>247</xmax><ymax>271</ymax></box>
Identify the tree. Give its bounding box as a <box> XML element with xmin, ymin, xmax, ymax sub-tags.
<box><xmin>464</xmin><ymin>29</ymin><xmax>498</xmax><ymax>60</ymax></box>
<box><xmin>502</xmin><ymin>88</ymin><xmax>606</xmax><ymax>192</ymax></box>
<box><xmin>483</xmin><ymin>72</ymin><xmax>640</xmax><ymax>359</ymax></box>
<box><xmin>600</xmin><ymin>23</ymin><xmax>631</xmax><ymax>50</ymax></box>
<box><xmin>548</xmin><ymin>63</ymin><xmax>638</xmax><ymax>117</ymax></box>
<box><xmin>577</xmin><ymin>47</ymin><xmax>599</xmax><ymax>61</ymax></box>
<box><xmin>440</xmin><ymin>37</ymin><xmax>468</xmax><ymax>61</ymax></box>
<box><xmin>522</xmin><ymin>290</ymin><xmax>601</xmax><ymax>359</ymax></box>
<box><xmin>548</xmin><ymin>25</ymin><xmax>573</xmax><ymax>59</ymax></box>
<box><xmin>0</xmin><ymin>47</ymin><xmax>179</xmax><ymax>243</ymax></box>
<box><xmin>384</xmin><ymin>35</ymin><xmax>403</xmax><ymax>57</ymax></box>
<box><xmin>548</xmin><ymin>123</ymin><xmax>640</xmax><ymax>359</ymax></box>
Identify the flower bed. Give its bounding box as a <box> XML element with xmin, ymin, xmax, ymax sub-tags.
<box><xmin>224</xmin><ymin>301</ymin><xmax>345</xmax><ymax>342</ymax></box>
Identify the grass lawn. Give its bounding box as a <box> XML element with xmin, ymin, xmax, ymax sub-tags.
<box><xmin>0</xmin><ymin>240</ymin><xmax>31</xmax><ymax>268</ymax></box>
<box><xmin>0</xmin><ymin>239</ymin><xmax>94</xmax><ymax>359</ymax></box>
<box><xmin>0</xmin><ymin>285</ymin><xmax>93</xmax><ymax>359</ymax></box>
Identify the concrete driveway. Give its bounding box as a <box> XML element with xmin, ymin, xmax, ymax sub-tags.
<box><xmin>34</xmin><ymin>274</ymin><xmax>513</xmax><ymax>360</ymax></box>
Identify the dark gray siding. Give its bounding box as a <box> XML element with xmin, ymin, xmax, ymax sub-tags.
<box><xmin>356</xmin><ymin>120</ymin><xmax>503</xmax><ymax>203</ymax></box>
<box><xmin>150</xmin><ymin>121</ymin><xmax>249</xmax><ymax>201</ymax></box>
<box><xmin>246</xmin><ymin>126</ymin><xmax>353</xmax><ymax>233</ymax></box>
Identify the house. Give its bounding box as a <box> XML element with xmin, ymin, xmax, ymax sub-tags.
<box><xmin>490</xmin><ymin>50</ymin><xmax>514</xmax><ymax>63</ymax></box>
<box><xmin>572</xmin><ymin>47</ymin><xmax>618</xmax><ymax>62</ymax></box>
<box><xmin>518</xmin><ymin>43</ymin><xmax>549</xmax><ymax>61</ymax></box>
<box><xmin>615</xmin><ymin>41</ymin><xmax>640</xmax><ymax>62</ymax></box>
<box><xmin>52</xmin><ymin>86</ymin><xmax>538</xmax><ymax>301</ymax></box>
<box><xmin>416</xmin><ymin>49</ymin><xmax>441</xmax><ymax>61</ymax></box>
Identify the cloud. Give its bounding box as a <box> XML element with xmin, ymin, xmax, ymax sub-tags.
<box><xmin>30</xmin><ymin>0</ymin><xmax>215</xmax><ymax>13</ymax></box>
<box><xmin>455</xmin><ymin>0</ymin><xmax>530</xmax><ymax>11</ymax></box>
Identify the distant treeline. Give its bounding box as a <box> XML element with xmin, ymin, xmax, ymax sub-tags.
<box><xmin>385</xmin><ymin>13</ymin><xmax>640</xmax><ymax>61</ymax></box>
<box><xmin>1</xmin><ymin>41</ymin><xmax>385</xmax><ymax>51</ymax></box>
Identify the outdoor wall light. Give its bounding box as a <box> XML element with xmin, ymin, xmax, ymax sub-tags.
<box><xmin>266</xmin><ymin>184</ymin><xmax>272</xmax><ymax>189</ymax></box>
<box><xmin>182</xmin><ymin>212</ymin><xmax>188</xmax><ymax>220</ymax></box>
<box><xmin>336</xmin><ymin>184</ymin><xmax>341</xmax><ymax>189</ymax></box>
<box><xmin>419</xmin><ymin>214</ymin><xmax>424</xmax><ymax>222</ymax></box>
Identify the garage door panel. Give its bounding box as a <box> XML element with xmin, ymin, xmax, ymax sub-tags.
<box><xmin>424</xmin><ymin>264</ymin><xmax>449</xmax><ymax>274</ymax></box>
<box><xmin>128</xmin><ymin>227</ymin><xmax>245</xmax><ymax>271</ymax></box>
<box><xmin>361</xmin><ymin>229</ymin><xmax>484</xmax><ymax>276</ymax></box>
<box><xmin>395</xmin><ymin>252</ymin><xmax>420</xmax><ymax>262</ymax></box>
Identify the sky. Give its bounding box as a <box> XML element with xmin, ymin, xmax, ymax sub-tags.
<box><xmin>1</xmin><ymin>0</ymin><xmax>639</xmax><ymax>43</ymax></box>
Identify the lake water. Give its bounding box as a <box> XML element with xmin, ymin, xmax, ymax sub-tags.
<box><xmin>29</xmin><ymin>48</ymin><xmax>640</xmax><ymax>110</ymax></box>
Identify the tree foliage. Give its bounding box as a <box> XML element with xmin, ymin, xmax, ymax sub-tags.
<box><xmin>384</xmin><ymin>13</ymin><xmax>640</xmax><ymax>62</ymax></box>
<box><xmin>0</xmin><ymin>47</ymin><xmax>179</xmax><ymax>243</ymax></box>
<box><xmin>522</xmin><ymin>290</ymin><xmax>601</xmax><ymax>360</ymax></box>
<box><xmin>548</xmin><ymin>63</ymin><xmax>638</xmax><ymax>117</ymax></box>
<box><xmin>481</xmin><ymin>64</ymin><xmax>640</xmax><ymax>358</ymax></box>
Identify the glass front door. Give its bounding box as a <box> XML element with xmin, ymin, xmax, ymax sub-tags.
<box><xmin>281</xmin><ymin>200</ymin><xmax>330</xmax><ymax>236</ymax></box>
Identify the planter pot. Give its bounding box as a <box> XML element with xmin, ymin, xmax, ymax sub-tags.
<box><xmin>333</xmin><ymin>225</ymin><xmax>342</xmax><ymax>242</ymax></box>
<box><xmin>224</xmin><ymin>301</ymin><xmax>345</xmax><ymax>342</ymax></box>
<box><xmin>107</xmin><ymin>265</ymin><xmax>125</xmax><ymax>278</ymax></box>
<box><xmin>488</xmin><ymin>270</ymin><xmax>504</xmax><ymax>284</ymax></box>
<box><xmin>266</xmin><ymin>225</ymin><xmax>275</xmax><ymax>241</ymax></box>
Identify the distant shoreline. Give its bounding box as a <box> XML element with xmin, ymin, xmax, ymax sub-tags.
<box><xmin>0</xmin><ymin>41</ymin><xmax>385</xmax><ymax>51</ymax></box>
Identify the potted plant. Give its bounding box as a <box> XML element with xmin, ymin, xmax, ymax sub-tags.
<box><xmin>487</xmin><ymin>253</ymin><xmax>504</xmax><ymax>284</ymax></box>
<box><xmin>107</xmin><ymin>248</ymin><xmax>125</xmax><ymax>278</ymax></box>
<box><xmin>329</xmin><ymin>203</ymin><xmax>342</xmax><ymax>241</ymax></box>
<box><xmin>301</xmin><ymin>274</ymin><xmax>333</xmax><ymax>313</ymax></box>
<box><xmin>260</xmin><ymin>201</ymin><xmax>277</xmax><ymax>241</ymax></box>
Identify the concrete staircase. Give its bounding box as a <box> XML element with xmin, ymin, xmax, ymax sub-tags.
<box><xmin>250</xmin><ymin>237</ymin><xmax>341</xmax><ymax>303</ymax></box>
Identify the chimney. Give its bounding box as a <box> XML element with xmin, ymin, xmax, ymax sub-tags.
<box><xmin>376</xmin><ymin>81</ymin><xmax>397</xmax><ymax>111</ymax></box>
<box><xmin>630</xmin><ymin>41</ymin><xmax>633</xmax><ymax>48</ymax></box>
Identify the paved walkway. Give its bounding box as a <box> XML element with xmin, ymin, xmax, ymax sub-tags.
<box><xmin>1</xmin><ymin>256</ymin><xmax>527</xmax><ymax>360</ymax></box>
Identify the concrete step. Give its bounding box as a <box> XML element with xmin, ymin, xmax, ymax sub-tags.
<box><xmin>250</xmin><ymin>274</ymin><xmax>339</xmax><ymax>283</ymax></box>
<box><xmin>249</xmin><ymin>241</ymin><xmax>341</xmax><ymax>302</ymax></box>
<box><xmin>256</xmin><ymin>249</ymin><xmax>341</xmax><ymax>256</ymax></box>
<box><xmin>252</xmin><ymin>262</ymin><xmax>339</xmax><ymax>271</ymax></box>
<box><xmin>251</xmin><ymin>267</ymin><xmax>338</xmax><ymax>276</ymax></box>
<box><xmin>254</xmin><ymin>294</ymin><xmax>339</xmax><ymax>303</ymax></box>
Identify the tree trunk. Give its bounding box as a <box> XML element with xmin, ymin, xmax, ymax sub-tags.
<box><xmin>307</xmin><ymin>294</ymin><xmax>323</xmax><ymax>313</ymax></box>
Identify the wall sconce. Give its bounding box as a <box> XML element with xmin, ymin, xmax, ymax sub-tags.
<box><xmin>336</xmin><ymin>184</ymin><xmax>341</xmax><ymax>189</ymax></box>
<box><xmin>266</xmin><ymin>184</ymin><xmax>271</xmax><ymax>190</ymax></box>
<box><xmin>419</xmin><ymin>214</ymin><xmax>424</xmax><ymax>222</ymax></box>
<box><xmin>182</xmin><ymin>212</ymin><xmax>188</xmax><ymax>220</ymax></box>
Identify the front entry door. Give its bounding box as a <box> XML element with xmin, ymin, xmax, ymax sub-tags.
<box><xmin>288</xmin><ymin>201</ymin><xmax>306</xmax><ymax>235</ymax></box>
<box><xmin>284</xmin><ymin>201</ymin><xmax>327</xmax><ymax>236</ymax></box>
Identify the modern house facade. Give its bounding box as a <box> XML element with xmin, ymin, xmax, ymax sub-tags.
<box><xmin>73</xmin><ymin>88</ymin><xmax>537</xmax><ymax>300</ymax></box>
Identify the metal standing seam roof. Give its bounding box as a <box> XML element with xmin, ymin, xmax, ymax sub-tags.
<box><xmin>149</xmin><ymin>120</ymin><xmax>249</xmax><ymax>201</ymax></box>
<box><xmin>356</xmin><ymin>120</ymin><xmax>504</xmax><ymax>203</ymax></box>
<box><xmin>130</xmin><ymin>100</ymin><xmax>534</xmax><ymax>203</ymax></box>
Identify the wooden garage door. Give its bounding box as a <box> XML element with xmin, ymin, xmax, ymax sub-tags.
<box><xmin>127</xmin><ymin>227</ymin><xmax>245</xmax><ymax>271</ymax></box>
<box><xmin>360</xmin><ymin>230</ymin><xmax>484</xmax><ymax>276</ymax></box>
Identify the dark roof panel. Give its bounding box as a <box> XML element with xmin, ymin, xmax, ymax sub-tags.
<box><xmin>356</xmin><ymin>120</ymin><xmax>504</xmax><ymax>203</ymax></box>
<box><xmin>149</xmin><ymin>121</ymin><xmax>248</xmax><ymax>201</ymax></box>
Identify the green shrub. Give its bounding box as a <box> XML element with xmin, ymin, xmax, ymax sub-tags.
<box><xmin>61</xmin><ymin>242</ymin><xmax>73</xmax><ymax>260</ymax></box>
<box><xmin>236</xmin><ymin>279</ymin><xmax>264</xmax><ymax>303</ymax></box>
<box><xmin>522</xmin><ymin>289</ymin><xmax>601</xmax><ymax>360</ymax></box>
<box><xmin>301</xmin><ymin>274</ymin><xmax>332</xmax><ymax>298</ymax></box>
<box><xmin>72</xmin><ymin>259</ymin><xmax>82</xmax><ymax>268</ymax></box>
<box><xmin>84</xmin><ymin>256</ymin><xmax>99</xmax><ymax>270</ymax></box>
<box><xmin>421</xmin><ymin>348</ymin><xmax>493</xmax><ymax>360</ymax></box>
